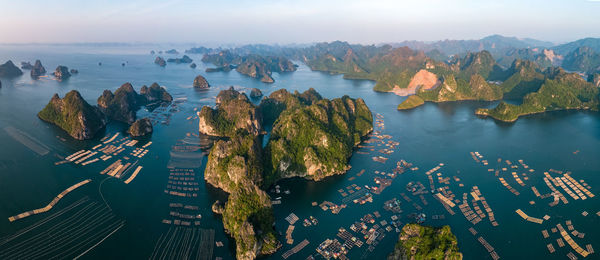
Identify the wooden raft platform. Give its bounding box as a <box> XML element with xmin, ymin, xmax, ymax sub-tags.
<box><xmin>8</xmin><ymin>179</ymin><xmax>92</xmax><ymax>222</ymax></box>
<box><xmin>515</xmin><ymin>209</ymin><xmax>543</xmax><ymax>224</ymax></box>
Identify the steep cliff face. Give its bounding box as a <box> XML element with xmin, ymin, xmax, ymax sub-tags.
<box><xmin>204</xmin><ymin>134</ymin><xmax>264</xmax><ymax>193</ymax></box>
<box><xmin>129</xmin><ymin>118</ymin><xmax>153</xmax><ymax>137</ymax></box>
<box><xmin>222</xmin><ymin>184</ymin><xmax>280</xmax><ymax>260</ymax></box>
<box><xmin>197</xmin><ymin>87</ymin><xmax>262</xmax><ymax>136</ymax></box>
<box><xmin>0</xmin><ymin>60</ymin><xmax>23</xmax><ymax>77</ymax></box>
<box><xmin>205</xmin><ymin>133</ymin><xmax>279</xmax><ymax>259</ymax></box>
<box><xmin>38</xmin><ymin>90</ymin><xmax>106</xmax><ymax>140</ymax></box>
<box><xmin>264</xmin><ymin>95</ymin><xmax>373</xmax><ymax>184</ymax></box>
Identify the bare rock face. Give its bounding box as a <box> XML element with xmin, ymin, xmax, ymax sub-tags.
<box><xmin>193</xmin><ymin>75</ymin><xmax>210</xmax><ymax>89</ymax></box>
<box><xmin>197</xmin><ymin>87</ymin><xmax>262</xmax><ymax>136</ymax></box>
<box><xmin>54</xmin><ymin>66</ymin><xmax>71</xmax><ymax>80</ymax></box>
<box><xmin>38</xmin><ymin>90</ymin><xmax>106</xmax><ymax>140</ymax></box>
<box><xmin>30</xmin><ymin>60</ymin><xmax>46</xmax><ymax>78</ymax></box>
<box><xmin>154</xmin><ymin>56</ymin><xmax>166</xmax><ymax>67</ymax></box>
<box><xmin>70</xmin><ymin>69</ymin><xmax>79</xmax><ymax>74</ymax></box>
<box><xmin>129</xmin><ymin>118</ymin><xmax>153</xmax><ymax>137</ymax></box>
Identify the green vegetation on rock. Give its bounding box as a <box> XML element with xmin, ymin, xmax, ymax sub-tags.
<box><xmin>476</xmin><ymin>70</ymin><xmax>600</xmax><ymax>122</ymax></box>
<box><xmin>202</xmin><ymin>51</ymin><xmax>296</xmax><ymax>83</ymax></box>
<box><xmin>202</xmin><ymin>87</ymin><xmax>373</xmax><ymax>259</ymax></box>
<box><xmin>38</xmin><ymin>90</ymin><xmax>106</xmax><ymax>140</ymax></box>
<box><xmin>205</xmin><ymin>132</ymin><xmax>264</xmax><ymax>193</ymax></box>
<box><xmin>98</xmin><ymin>82</ymin><xmax>171</xmax><ymax>124</ymax></box>
<box><xmin>388</xmin><ymin>224</ymin><xmax>462</xmax><ymax>260</ymax></box>
<box><xmin>128</xmin><ymin>118</ymin><xmax>153</xmax><ymax>137</ymax></box>
<box><xmin>264</xmin><ymin>94</ymin><xmax>373</xmax><ymax>184</ymax></box>
<box><xmin>222</xmin><ymin>184</ymin><xmax>279</xmax><ymax>260</ymax></box>
<box><xmin>397</xmin><ymin>95</ymin><xmax>425</xmax><ymax>110</ymax></box>
<box><xmin>197</xmin><ymin>87</ymin><xmax>262</xmax><ymax>136</ymax></box>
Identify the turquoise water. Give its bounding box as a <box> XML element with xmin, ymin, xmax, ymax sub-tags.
<box><xmin>0</xmin><ymin>45</ymin><xmax>599</xmax><ymax>259</ymax></box>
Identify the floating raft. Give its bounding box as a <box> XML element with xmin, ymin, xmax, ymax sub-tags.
<box><xmin>557</xmin><ymin>223</ymin><xmax>590</xmax><ymax>257</ymax></box>
<box><xmin>8</xmin><ymin>179</ymin><xmax>91</xmax><ymax>222</ymax></box>
<box><xmin>515</xmin><ymin>209</ymin><xmax>543</xmax><ymax>224</ymax></box>
<box><xmin>282</xmin><ymin>239</ymin><xmax>309</xmax><ymax>259</ymax></box>
<box><xmin>124</xmin><ymin>166</ymin><xmax>143</xmax><ymax>184</ymax></box>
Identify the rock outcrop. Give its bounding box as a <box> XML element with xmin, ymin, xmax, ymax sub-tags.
<box><xmin>388</xmin><ymin>224</ymin><xmax>462</xmax><ymax>260</ymax></box>
<box><xmin>21</xmin><ymin>62</ymin><xmax>33</xmax><ymax>70</ymax></box>
<box><xmin>30</xmin><ymin>60</ymin><xmax>46</xmax><ymax>78</ymax></box>
<box><xmin>249</xmin><ymin>88</ymin><xmax>263</xmax><ymax>98</ymax></box>
<box><xmin>0</xmin><ymin>60</ymin><xmax>23</xmax><ymax>77</ymax></box>
<box><xmin>193</xmin><ymin>75</ymin><xmax>210</xmax><ymax>89</ymax></box>
<box><xmin>129</xmin><ymin>118</ymin><xmax>153</xmax><ymax>137</ymax></box>
<box><xmin>264</xmin><ymin>94</ymin><xmax>373</xmax><ymax>184</ymax></box>
<box><xmin>97</xmin><ymin>83</ymin><xmax>140</xmax><ymax>124</ymax></box>
<box><xmin>197</xmin><ymin>87</ymin><xmax>262</xmax><ymax>136</ymax></box>
<box><xmin>190</xmin><ymin>63</ymin><xmax>197</xmax><ymax>69</ymax></box>
<box><xmin>205</xmin><ymin>134</ymin><xmax>264</xmax><ymax>193</ymax></box>
<box><xmin>70</xmin><ymin>69</ymin><xmax>79</xmax><ymax>74</ymax></box>
<box><xmin>140</xmin><ymin>83</ymin><xmax>173</xmax><ymax>103</ymax></box>
<box><xmin>221</xmin><ymin>184</ymin><xmax>279</xmax><ymax>260</ymax></box>
<box><xmin>154</xmin><ymin>57</ymin><xmax>166</xmax><ymax>67</ymax></box>
<box><xmin>54</xmin><ymin>66</ymin><xmax>71</xmax><ymax>80</ymax></box>
<box><xmin>98</xmin><ymin>82</ymin><xmax>172</xmax><ymax>124</ymax></box>
<box><xmin>167</xmin><ymin>55</ymin><xmax>193</xmax><ymax>64</ymax></box>
<box><xmin>38</xmin><ymin>90</ymin><xmax>106</xmax><ymax>140</ymax></box>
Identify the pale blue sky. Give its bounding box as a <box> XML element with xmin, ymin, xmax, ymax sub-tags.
<box><xmin>0</xmin><ymin>0</ymin><xmax>598</xmax><ymax>44</ymax></box>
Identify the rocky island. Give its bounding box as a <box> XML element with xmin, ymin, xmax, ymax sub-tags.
<box><xmin>198</xmin><ymin>87</ymin><xmax>373</xmax><ymax>259</ymax></box>
<box><xmin>476</xmin><ymin>69</ymin><xmax>600</xmax><ymax>122</ymax></box>
<box><xmin>154</xmin><ymin>56</ymin><xmax>166</xmax><ymax>67</ymax></box>
<box><xmin>197</xmin><ymin>87</ymin><xmax>262</xmax><ymax>136</ymax></box>
<box><xmin>38</xmin><ymin>90</ymin><xmax>107</xmax><ymax>140</ymax></box>
<box><xmin>388</xmin><ymin>224</ymin><xmax>462</xmax><ymax>260</ymax></box>
<box><xmin>128</xmin><ymin>118</ymin><xmax>153</xmax><ymax>137</ymax></box>
<box><xmin>200</xmin><ymin>87</ymin><xmax>373</xmax><ymax>259</ymax></box>
<box><xmin>167</xmin><ymin>55</ymin><xmax>193</xmax><ymax>64</ymax></box>
<box><xmin>30</xmin><ymin>60</ymin><xmax>46</xmax><ymax>78</ymax></box>
<box><xmin>98</xmin><ymin>82</ymin><xmax>172</xmax><ymax>124</ymax></box>
<box><xmin>0</xmin><ymin>60</ymin><xmax>24</xmax><ymax>77</ymax></box>
<box><xmin>193</xmin><ymin>75</ymin><xmax>210</xmax><ymax>89</ymax></box>
<box><xmin>249</xmin><ymin>88</ymin><xmax>262</xmax><ymax>98</ymax></box>
<box><xmin>263</xmin><ymin>90</ymin><xmax>373</xmax><ymax>183</ymax></box>
<box><xmin>202</xmin><ymin>51</ymin><xmax>296</xmax><ymax>83</ymax></box>
<box><xmin>54</xmin><ymin>66</ymin><xmax>71</xmax><ymax>80</ymax></box>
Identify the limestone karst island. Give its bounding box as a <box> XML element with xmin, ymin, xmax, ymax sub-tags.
<box><xmin>0</xmin><ymin>1</ymin><xmax>599</xmax><ymax>260</ymax></box>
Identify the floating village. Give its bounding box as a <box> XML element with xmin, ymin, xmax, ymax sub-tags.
<box><xmin>0</xmin><ymin>92</ymin><xmax>598</xmax><ymax>260</ymax></box>
<box><xmin>268</xmin><ymin>112</ymin><xmax>598</xmax><ymax>260</ymax></box>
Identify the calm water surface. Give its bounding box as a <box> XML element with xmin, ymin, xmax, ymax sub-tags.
<box><xmin>0</xmin><ymin>45</ymin><xmax>599</xmax><ymax>260</ymax></box>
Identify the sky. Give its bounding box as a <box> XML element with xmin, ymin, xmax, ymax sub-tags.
<box><xmin>0</xmin><ymin>0</ymin><xmax>599</xmax><ymax>45</ymax></box>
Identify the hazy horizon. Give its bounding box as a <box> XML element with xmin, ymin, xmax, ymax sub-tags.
<box><xmin>1</xmin><ymin>0</ymin><xmax>599</xmax><ymax>45</ymax></box>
